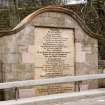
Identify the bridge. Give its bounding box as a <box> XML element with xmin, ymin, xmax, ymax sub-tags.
<box><xmin>0</xmin><ymin>74</ymin><xmax>105</xmax><ymax>105</ymax></box>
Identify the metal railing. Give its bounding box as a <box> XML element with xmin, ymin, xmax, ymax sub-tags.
<box><xmin>0</xmin><ymin>88</ymin><xmax>105</xmax><ymax>105</ymax></box>
<box><xmin>0</xmin><ymin>74</ymin><xmax>105</xmax><ymax>89</ymax></box>
<box><xmin>0</xmin><ymin>73</ymin><xmax>105</xmax><ymax>105</ymax></box>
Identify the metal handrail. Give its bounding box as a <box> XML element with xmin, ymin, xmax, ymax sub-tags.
<box><xmin>0</xmin><ymin>73</ymin><xmax>105</xmax><ymax>89</ymax></box>
<box><xmin>0</xmin><ymin>88</ymin><xmax>105</xmax><ymax>105</ymax></box>
<box><xmin>0</xmin><ymin>73</ymin><xmax>105</xmax><ymax>104</ymax></box>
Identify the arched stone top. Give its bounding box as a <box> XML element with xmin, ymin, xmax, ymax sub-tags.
<box><xmin>0</xmin><ymin>6</ymin><xmax>104</xmax><ymax>40</ymax></box>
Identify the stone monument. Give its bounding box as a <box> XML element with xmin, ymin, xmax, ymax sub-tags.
<box><xmin>0</xmin><ymin>6</ymin><xmax>98</xmax><ymax>99</ymax></box>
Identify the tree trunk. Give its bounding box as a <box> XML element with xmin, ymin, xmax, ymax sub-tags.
<box><xmin>8</xmin><ymin>0</ymin><xmax>20</xmax><ymax>28</ymax></box>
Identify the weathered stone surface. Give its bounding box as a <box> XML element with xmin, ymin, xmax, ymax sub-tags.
<box><xmin>0</xmin><ymin>6</ymin><xmax>98</xmax><ymax>100</ymax></box>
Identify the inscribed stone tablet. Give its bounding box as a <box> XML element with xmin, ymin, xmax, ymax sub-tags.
<box><xmin>34</xmin><ymin>27</ymin><xmax>75</xmax><ymax>95</ymax></box>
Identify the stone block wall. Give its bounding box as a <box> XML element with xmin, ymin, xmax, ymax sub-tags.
<box><xmin>30</xmin><ymin>12</ymin><xmax>98</xmax><ymax>90</ymax></box>
<box><xmin>0</xmin><ymin>7</ymin><xmax>98</xmax><ymax>100</ymax></box>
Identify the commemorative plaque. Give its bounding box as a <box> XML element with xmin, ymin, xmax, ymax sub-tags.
<box><xmin>1</xmin><ymin>6</ymin><xmax>98</xmax><ymax>100</ymax></box>
<box><xmin>34</xmin><ymin>27</ymin><xmax>75</xmax><ymax>95</ymax></box>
